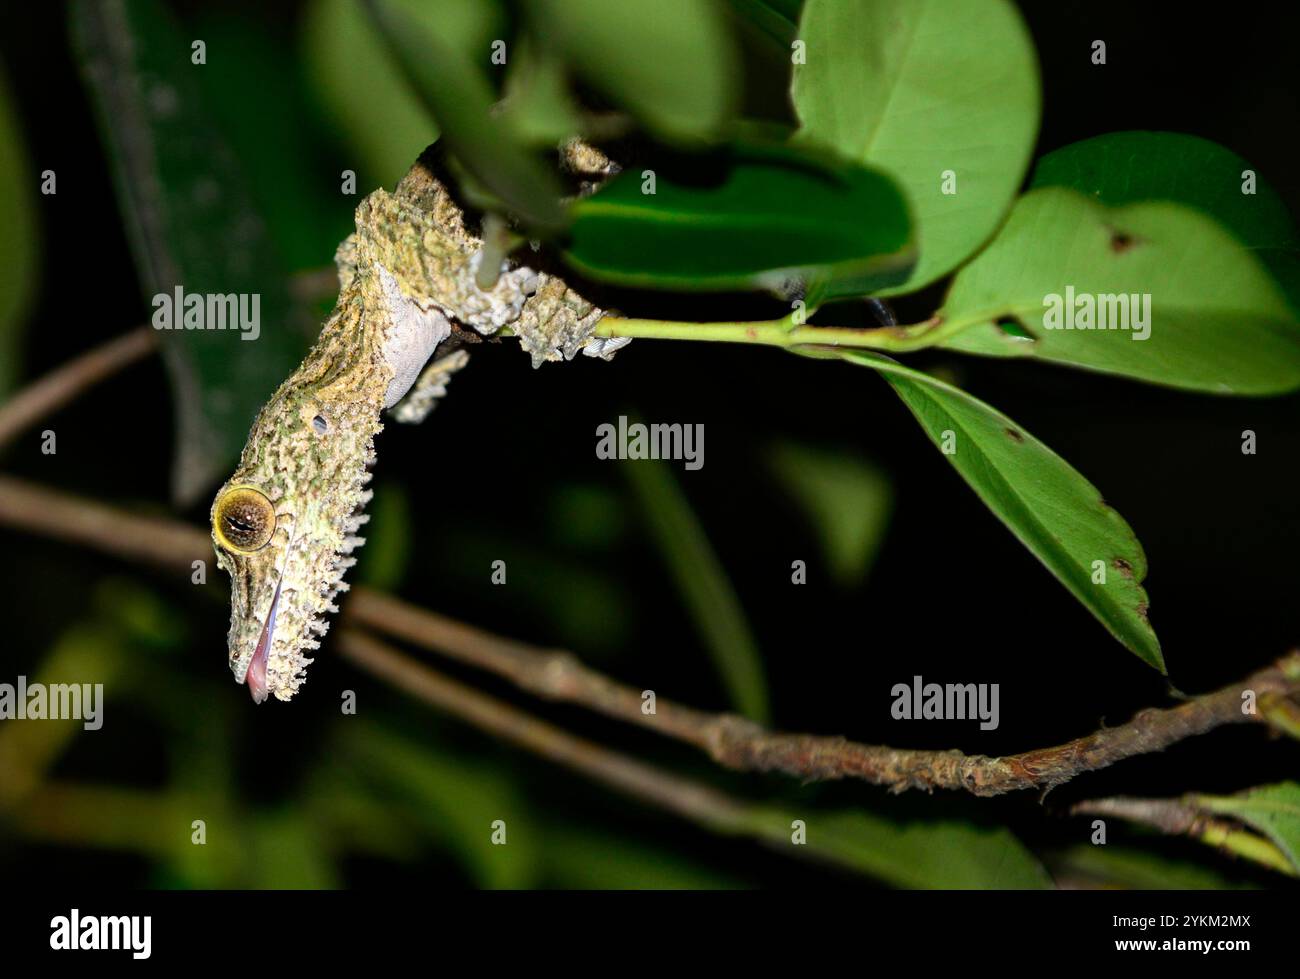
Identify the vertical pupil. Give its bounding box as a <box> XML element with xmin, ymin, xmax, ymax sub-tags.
<box><xmin>227</xmin><ymin>513</ymin><xmax>255</xmax><ymax>533</ymax></box>
<box><xmin>220</xmin><ymin>494</ymin><xmax>271</xmax><ymax>548</ymax></box>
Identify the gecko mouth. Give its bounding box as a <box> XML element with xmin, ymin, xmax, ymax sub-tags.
<box><xmin>246</xmin><ymin>583</ymin><xmax>282</xmax><ymax>704</ymax></box>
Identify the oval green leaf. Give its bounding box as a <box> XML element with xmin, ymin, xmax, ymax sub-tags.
<box><xmin>1031</xmin><ymin>130</ymin><xmax>1300</xmax><ymax>314</ymax></box>
<box><xmin>791</xmin><ymin>0</ymin><xmax>1040</xmax><ymax>295</ymax></box>
<box><xmin>843</xmin><ymin>350</ymin><xmax>1163</xmax><ymax>670</ymax></box>
<box><xmin>938</xmin><ymin>188</ymin><xmax>1300</xmax><ymax>394</ymax></box>
<box><xmin>565</xmin><ymin>142</ymin><xmax>914</xmax><ymax>293</ymax></box>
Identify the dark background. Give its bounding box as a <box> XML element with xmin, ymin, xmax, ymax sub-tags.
<box><xmin>0</xmin><ymin>0</ymin><xmax>1297</xmax><ymax>888</ymax></box>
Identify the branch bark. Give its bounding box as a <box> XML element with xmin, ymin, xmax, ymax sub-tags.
<box><xmin>0</xmin><ymin>327</ymin><xmax>156</xmax><ymax>452</ymax></box>
<box><xmin>0</xmin><ymin>468</ymin><xmax>1296</xmax><ymax>797</ymax></box>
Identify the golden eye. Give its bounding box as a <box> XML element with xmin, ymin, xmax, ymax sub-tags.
<box><xmin>212</xmin><ymin>486</ymin><xmax>276</xmax><ymax>553</ymax></box>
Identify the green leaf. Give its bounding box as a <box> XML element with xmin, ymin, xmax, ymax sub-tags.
<box><xmin>1051</xmin><ymin>844</ymin><xmax>1247</xmax><ymax>890</ymax></box>
<box><xmin>365</xmin><ymin>0</ymin><xmax>566</xmax><ymax>230</ymax></box>
<box><xmin>938</xmin><ymin>188</ymin><xmax>1300</xmax><ymax>394</ymax></box>
<box><xmin>248</xmin><ymin>809</ymin><xmax>339</xmax><ymax>889</ymax></box>
<box><xmin>565</xmin><ymin>141</ymin><xmax>914</xmax><ymax>294</ymax></box>
<box><xmin>526</xmin><ymin>0</ymin><xmax>738</xmax><ymax>142</ymax></box>
<box><xmin>0</xmin><ymin>62</ymin><xmax>37</xmax><ymax>397</ymax></box>
<box><xmin>71</xmin><ymin>0</ymin><xmax>307</xmax><ymax>505</ymax></box>
<box><xmin>542</xmin><ymin>825</ymin><xmax>748</xmax><ymax>889</ymax></box>
<box><xmin>623</xmin><ymin>454</ymin><xmax>770</xmax><ymax>723</ymax></box>
<box><xmin>1030</xmin><ymin>130</ymin><xmax>1300</xmax><ymax>314</ymax></box>
<box><xmin>768</xmin><ymin>442</ymin><xmax>892</xmax><ymax>586</ymax></box>
<box><xmin>749</xmin><ymin>807</ymin><xmax>1052</xmax><ymax>889</ymax></box>
<box><xmin>724</xmin><ymin>0</ymin><xmax>804</xmax><ymax>48</ymax></box>
<box><xmin>496</xmin><ymin>38</ymin><xmax>580</xmax><ymax>149</ymax></box>
<box><xmin>343</xmin><ymin>723</ymin><xmax>542</xmax><ymax>889</ymax></box>
<box><xmin>197</xmin><ymin>12</ymin><xmax>353</xmax><ymax>271</ymax></box>
<box><xmin>792</xmin><ymin>0</ymin><xmax>1040</xmax><ymax>294</ymax></box>
<box><xmin>843</xmin><ymin>351</ymin><xmax>1163</xmax><ymax>670</ymax></box>
<box><xmin>301</xmin><ymin>0</ymin><xmax>444</xmax><ymax>189</ymax></box>
<box><xmin>1194</xmin><ymin>782</ymin><xmax>1300</xmax><ymax>874</ymax></box>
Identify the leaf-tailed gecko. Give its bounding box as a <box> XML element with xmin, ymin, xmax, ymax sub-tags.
<box><xmin>208</xmin><ymin>145</ymin><xmax>624</xmax><ymax>702</ymax></box>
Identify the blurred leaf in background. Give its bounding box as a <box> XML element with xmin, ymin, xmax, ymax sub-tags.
<box><xmin>363</xmin><ymin>0</ymin><xmax>565</xmax><ymax>230</ymax></box>
<box><xmin>768</xmin><ymin>441</ymin><xmax>892</xmax><ymax>588</ymax></box>
<box><xmin>300</xmin><ymin>0</ymin><xmax>446</xmax><ymax>189</ymax></box>
<box><xmin>740</xmin><ymin>804</ymin><xmax>1051</xmax><ymax>889</ymax></box>
<box><xmin>525</xmin><ymin>0</ymin><xmax>739</xmax><ymax>144</ymax></box>
<box><xmin>623</xmin><ymin>455</ymin><xmax>769</xmax><ymax>723</ymax></box>
<box><xmin>341</xmin><ymin>724</ymin><xmax>543</xmax><ymax>889</ymax></box>
<box><xmin>495</xmin><ymin>36</ymin><xmax>580</xmax><ymax>150</ymax></box>
<box><xmin>0</xmin><ymin>60</ymin><xmax>38</xmax><ymax>397</ymax></box>
<box><xmin>194</xmin><ymin>10</ymin><xmax>353</xmax><ymax>270</ymax></box>
<box><xmin>1050</xmin><ymin>845</ymin><xmax>1248</xmax><ymax>891</ymax></box>
<box><xmin>70</xmin><ymin>0</ymin><xmax>308</xmax><ymax>504</ymax></box>
<box><xmin>0</xmin><ymin>625</ymin><xmax>125</xmax><ymax>812</ymax></box>
<box><xmin>724</xmin><ymin>0</ymin><xmax>804</xmax><ymax>48</ymax></box>
<box><xmin>542</xmin><ymin>824</ymin><xmax>748</xmax><ymax>888</ymax></box>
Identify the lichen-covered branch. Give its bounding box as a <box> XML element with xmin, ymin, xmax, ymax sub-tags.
<box><xmin>348</xmin><ymin>592</ymin><xmax>1300</xmax><ymax>796</ymax></box>
<box><xmin>0</xmin><ymin>467</ymin><xmax>1296</xmax><ymax>798</ymax></box>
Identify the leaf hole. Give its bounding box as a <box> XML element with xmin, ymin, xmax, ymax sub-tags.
<box><xmin>995</xmin><ymin>316</ymin><xmax>1036</xmax><ymax>343</ymax></box>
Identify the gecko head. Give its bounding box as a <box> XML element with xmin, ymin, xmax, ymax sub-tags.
<box><xmin>211</xmin><ymin>483</ymin><xmax>292</xmax><ymax>703</ymax></box>
<box><xmin>210</xmin><ymin>469</ymin><xmax>366</xmax><ymax>704</ymax></box>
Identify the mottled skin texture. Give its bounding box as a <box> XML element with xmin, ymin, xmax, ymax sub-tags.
<box><xmin>211</xmin><ymin>149</ymin><xmax>613</xmax><ymax>702</ymax></box>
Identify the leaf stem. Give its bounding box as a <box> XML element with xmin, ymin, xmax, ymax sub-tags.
<box><xmin>593</xmin><ymin>311</ymin><xmax>970</xmax><ymax>352</ymax></box>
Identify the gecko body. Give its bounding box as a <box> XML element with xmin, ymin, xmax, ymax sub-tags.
<box><xmin>210</xmin><ymin>150</ymin><xmax>614</xmax><ymax>702</ymax></box>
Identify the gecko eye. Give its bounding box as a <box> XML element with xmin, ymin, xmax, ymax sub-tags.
<box><xmin>212</xmin><ymin>486</ymin><xmax>277</xmax><ymax>553</ymax></box>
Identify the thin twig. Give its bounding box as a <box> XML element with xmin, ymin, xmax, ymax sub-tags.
<box><xmin>1071</xmin><ymin>796</ymin><xmax>1297</xmax><ymax>877</ymax></box>
<box><xmin>336</xmin><ymin>628</ymin><xmax>752</xmax><ymax>831</ymax></box>
<box><xmin>0</xmin><ymin>328</ymin><xmax>156</xmax><ymax>452</ymax></box>
<box><xmin>0</xmin><ymin>473</ymin><xmax>1296</xmax><ymax>797</ymax></box>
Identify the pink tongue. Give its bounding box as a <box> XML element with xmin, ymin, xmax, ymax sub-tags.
<box><xmin>246</xmin><ymin>632</ymin><xmax>269</xmax><ymax>704</ymax></box>
<box><xmin>245</xmin><ymin>585</ymin><xmax>279</xmax><ymax>704</ymax></box>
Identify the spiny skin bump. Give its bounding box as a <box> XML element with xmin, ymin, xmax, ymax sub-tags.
<box><xmin>212</xmin><ymin>155</ymin><xmax>609</xmax><ymax>703</ymax></box>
